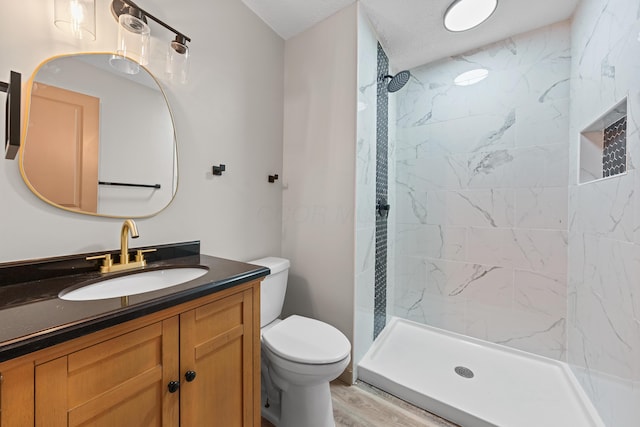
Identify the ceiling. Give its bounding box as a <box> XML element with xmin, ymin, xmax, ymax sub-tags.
<box><xmin>240</xmin><ymin>0</ymin><xmax>580</xmax><ymax>70</ymax></box>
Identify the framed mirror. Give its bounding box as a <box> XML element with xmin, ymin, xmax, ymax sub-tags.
<box><xmin>19</xmin><ymin>53</ymin><xmax>178</xmax><ymax>218</ymax></box>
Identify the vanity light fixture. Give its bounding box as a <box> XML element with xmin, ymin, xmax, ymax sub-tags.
<box><xmin>1</xmin><ymin>71</ymin><xmax>21</xmax><ymax>160</ymax></box>
<box><xmin>444</xmin><ymin>0</ymin><xmax>497</xmax><ymax>32</ymax></box>
<box><xmin>110</xmin><ymin>0</ymin><xmax>191</xmax><ymax>82</ymax></box>
<box><xmin>454</xmin><ymin>68</ymin><xmax>489</xmax><ymax>86</ymax></box>
<box><xmin>54</xmin><ymin>0</ymin><xmax>96</xmax><ymax>40</ymax></box>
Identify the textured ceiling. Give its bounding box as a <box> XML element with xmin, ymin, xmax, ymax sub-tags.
<box><xmin>241</xmin><ymin>0</ymin><xmax>580</xmax><ymax>70</ymax></box>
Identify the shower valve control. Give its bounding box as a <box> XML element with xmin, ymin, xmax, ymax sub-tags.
<box><xmin>376</xmin><ymin>199</ymin><xmax>391</xmax><ymax>219</ymax></box>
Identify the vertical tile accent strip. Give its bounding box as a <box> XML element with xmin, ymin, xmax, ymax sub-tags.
<box><xmin>374</xmin><ymin>43</ymin><xmax>389</xmax><ymax>339</ymax></box>
<box><xmin>602</xmin><ymin>115</ymin><xmax>627</xmax><ymax>178</ymax></box>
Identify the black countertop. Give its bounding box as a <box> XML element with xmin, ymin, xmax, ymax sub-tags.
<box><xmin>0</xmin><ymin>241</ymin><xmax>269</xmax><ymax>362</ymax></box>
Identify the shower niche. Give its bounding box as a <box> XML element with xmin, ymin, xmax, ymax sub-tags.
<box><xmin>579</xmin><ymin>98</ymin><xmax>627</xmax><ymax>183</ymax></box>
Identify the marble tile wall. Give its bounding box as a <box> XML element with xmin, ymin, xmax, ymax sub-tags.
<box><xmin>393</xmin><ymin>22</ymin><xmax>571</xmax><ymax>360</ymax></box>
<box><xmin>568</xmin><ymin>0</ymin><xmax>640</xmax><ymax>425</ymax></box>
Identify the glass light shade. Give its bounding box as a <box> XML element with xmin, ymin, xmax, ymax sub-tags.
<box><xmin>115</xmin><ymin>14</ymin><xmax>150</xmax><ymax>66</ymax></box>
<box><xmin>454</xmin><ymin>68</ymin><xmax>489</xmax><ymax>86</ymax></box>
<box><xmin>54</xmin><ymin>0</ymin><xmax>96</xmax><ymax>40</ymax></box>
<box><xmin>109</xmin><ymin>54</ymin><xmax>141</xmax><ymax>75</ymax></box>
<box><xmin>166</xmin><ymin>40</ymin><xmax>190</xmax><ymax>84</ymax></box>
<box><xmin>444</xmin><ymin>0</ymin><xmax>498</xmax><ymax>32</ymax></box>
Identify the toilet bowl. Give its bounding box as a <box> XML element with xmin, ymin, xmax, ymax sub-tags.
<box><xmin>249</xmin><ymin>257</ymin><xmax>351</xmax><ymax>427</ymax></box>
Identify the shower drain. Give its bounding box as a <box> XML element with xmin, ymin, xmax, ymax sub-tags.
<box><xmin>454</xmin><ymin>366</ymin><xmax>474</xmax><ymax>379</ymax></box>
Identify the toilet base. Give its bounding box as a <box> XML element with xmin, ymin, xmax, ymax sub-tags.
<box><xmin>261</xmin><ymin>381</ymin><xmax>335</xmax><ymax>427</ymax></box>
<box><xmin>280</xmin><ymin>382</ymin><xmax>335</xmax><ymax>427</ymax></box>
<box><xmin>261</xmin><ymin>399</ymin><xmax>281</xmax><ymax>426</ymax></box>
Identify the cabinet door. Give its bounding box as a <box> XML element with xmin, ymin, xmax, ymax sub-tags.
<box><xmin>180</xmin><ymin>288</ymin><xmax>256</xmax><ymax>427</ymax></box>
<box><xmin>0</xmin><ymin>362</ymin><xmax>35</xmax><ymax>426</ymax></box>
<box><xmin>35</xmin><ymin>318</ymin><xmax>179</xmax><ymax>427</ymax></box>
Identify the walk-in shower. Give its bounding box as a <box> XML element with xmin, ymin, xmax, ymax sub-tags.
<box><xmin>357</xmin><ymin>2</ymin><xmax>636</xmax><ymax>423</ymax></box>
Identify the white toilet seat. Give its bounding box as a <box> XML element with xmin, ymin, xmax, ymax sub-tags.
<box><xmin>262</xmin><ymin>315</ymin><xmax>351</xmax><ymax>364</ymax></box>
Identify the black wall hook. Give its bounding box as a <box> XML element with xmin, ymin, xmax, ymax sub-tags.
<box><xmin>268</xmin><ymin>174</ymin><xmax>279</xmax><ymax>183</ymax></box>
<box><xmin>212</xmin><ymin>164</ymin><xmax>226</xmax><ymax>176</ymax></box>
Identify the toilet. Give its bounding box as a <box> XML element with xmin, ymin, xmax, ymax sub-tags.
<box><xmin>249</xmin><ymin>257</ymin><xmax>351</xmax><ymax>427</ymax></box>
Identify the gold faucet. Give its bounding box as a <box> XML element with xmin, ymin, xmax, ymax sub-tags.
<box><xmin>119</xmin><ymin>219</ymin><xmax>138</xmax><ymax>265</ymax></box>
<box><xmin>87</xmin><ymin>219</ymin><xmax>156</xmax><ymax>273</ymax></box>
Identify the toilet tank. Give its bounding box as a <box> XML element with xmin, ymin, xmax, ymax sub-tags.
<box><xmin>248</xmin><ymin>257</ymin><xmax>290</xmax><ymax>327</ymax></box>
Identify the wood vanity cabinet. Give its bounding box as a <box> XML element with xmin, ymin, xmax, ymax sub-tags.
<box><xmin>0</xmin><ymin>280</ymin><xmax>260</xmax><ymax>427</ymax></box>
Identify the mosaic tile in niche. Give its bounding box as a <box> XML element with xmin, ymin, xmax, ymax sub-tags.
<box><xmin>602</xmin><ymin>116</ymin><xmax>626</xmax><ymax>178</ymax></box>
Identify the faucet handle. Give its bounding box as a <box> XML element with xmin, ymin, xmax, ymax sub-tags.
<box><xmin>135</xmin><ymin>248</ymin><xmax>157</xmax><ymax>263</ymax></box>
<box><xmin>86</xmin><ymin>254</ymin><xmax>113</xmax><ymax>272</ymax></box>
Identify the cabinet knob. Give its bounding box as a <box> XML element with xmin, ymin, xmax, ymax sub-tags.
<box><xmin>167</xmin><ymin>380</ymin><xmax>180</xmax><ymax>393</ymax></box>
<box><xmin>185</xmin><ymin>370</ymin><xmax>197</xmax><ymax>382</ymax></box>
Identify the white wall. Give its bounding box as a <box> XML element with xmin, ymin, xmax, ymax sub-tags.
<box><xmin>281</xmin><ymin>4</ymin><xmax>357</xmax><ymax>381</ymax></box>
<box><xmin>568</xmin><ymin>0</ymin><xmax>640</xmax><ymax>425</ymax></box>
<box><xmin>0</xmin><ymin>0</ymin><xmax>284</xmax><ymax>262</ymax></box>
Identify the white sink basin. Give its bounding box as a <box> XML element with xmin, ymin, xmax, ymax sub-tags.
<box><xmin>59</xmin><ymin>267</ymin><xmax>209</xmax><ymax>301</ymax></box>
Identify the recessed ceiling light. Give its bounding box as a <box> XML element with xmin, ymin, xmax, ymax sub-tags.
<box><xmin>454</xmin><ymin>68</ymin><xmax>489</xmax><ymax>86</ymax></box>
<box><xmin>444</xmin><ymin>0</ymin><xmax>498</xmax><ymax>32</ymax></box>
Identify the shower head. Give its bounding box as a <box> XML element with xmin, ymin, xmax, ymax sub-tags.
<box><xmin>382</xmin><ymin>70</ymin><xmax>411</xmax><ymax>93</ymax></box>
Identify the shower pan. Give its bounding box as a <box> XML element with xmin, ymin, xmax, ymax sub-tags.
<box><xmin>358</xmin><ymin>317</ymin><xmax>605</xmax><ymax>427</ymax></box>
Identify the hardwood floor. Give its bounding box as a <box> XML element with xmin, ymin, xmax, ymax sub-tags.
<box><xmin>261</xmin><ymin>381</ymin><xmax>459</xmax><ymax>427</ymax></box>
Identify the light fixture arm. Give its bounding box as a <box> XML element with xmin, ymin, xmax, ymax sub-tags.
<box><xmin>111</xmin><ymin>0</ymin><xmax>191</xmax><ymax>44</ymax></box>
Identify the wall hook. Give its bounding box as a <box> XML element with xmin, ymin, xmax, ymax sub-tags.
<box><xmin>268</xmin><ymin>174</ymin><xmax>279</xmax><ymax>183</ymax></box>
<box><xmin>212</xmin><ymin>164</ymin><xmax>226</xmax><ymax>176</ymax></box>
<box><xmin>1</xmin><ymin>70</ymin><xmax>21</xmax><ymax>160</ymax></box>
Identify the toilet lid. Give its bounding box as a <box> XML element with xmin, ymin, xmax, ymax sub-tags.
<box><xmin>262</xmin><ymin>315</ymin><xmax>351</xmax><ymax>364</ymax></box>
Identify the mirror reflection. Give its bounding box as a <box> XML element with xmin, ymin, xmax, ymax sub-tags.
<box><xmin>20</xmin><ymin>53</ymin><xmax>177</xmax><ymax>218</ymax></box>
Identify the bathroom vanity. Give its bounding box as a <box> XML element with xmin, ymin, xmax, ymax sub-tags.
<box><xmin>0</xmin><ymin>242</ymin><xmax>268</xmax><ymax>426</ymax></box>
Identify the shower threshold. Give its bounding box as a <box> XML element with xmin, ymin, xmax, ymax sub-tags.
<box><xmin>357</xmin><ymin>317</ymin><xmax>604</xmax><ymax>427</ymax></box>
